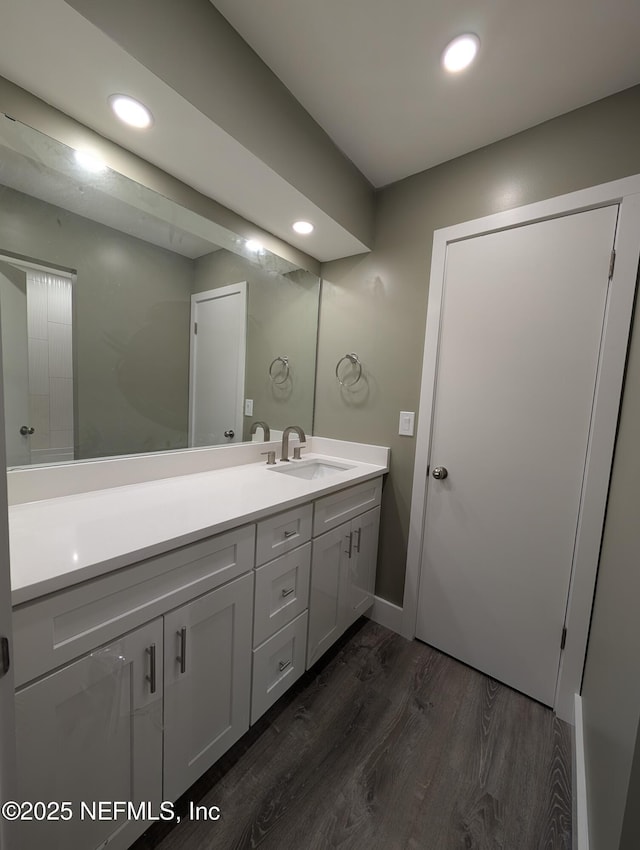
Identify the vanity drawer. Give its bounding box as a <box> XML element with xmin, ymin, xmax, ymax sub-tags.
<box><xmin>12</xmin><ymin>524</ymin><xmax>255</xmax><ymax>688</ymax></box>
<box><xmin>251</xmin><ymin>611</ymin><xmax>308</xmax><ymax>724</ymax></box>
<box><xmin>255</xmin><ymin>503</ymin><xmax>312</xmax><ymax>566</ymax></box>
<box><xmin>253</xmin><ymin>543</ymin><xmax>310</xmax><ymax>646</ymax></box>
<box><xmin>313</xmin><ymin>478</ymin><xmax>382</xmax><ymax>536</ymax></box>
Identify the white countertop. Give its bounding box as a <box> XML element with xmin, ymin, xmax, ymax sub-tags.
<box><xmin>9</xmin><ymin>451</ymin><xmax>388</xmax><ymax>606</ymax></box>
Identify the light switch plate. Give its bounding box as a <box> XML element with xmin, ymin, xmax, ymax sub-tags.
<box><xmin>244</xmin><ymin>398</ymin><xmax>254</xmax><ymax>416</ymax></box>
<box><xmin>399</xmin><ymin>411</ymin><xmax>415</xmax><ymax>436</ymax></box>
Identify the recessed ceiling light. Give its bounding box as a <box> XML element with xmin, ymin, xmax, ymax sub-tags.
<box><xmin>245</xmin><ymin>239</ymin><xmax>264</xmax><ymax>253</ymax></box>
<box><xmin>74</xmin><ymin>149</ymin><xmax>107</xmax><ymax>173</ymax></box>
<box><xmin>442</xmin><ymin>34</ymin><xmax>480</xmax><ymax>73</ymax></box>
<box><xmin>292</xmin><ymin>220</ymin><xmax>314</xmax><ymax>235</ymax></box>
<box><xmin>108</xmin><ymin>94</ymin><xmax>153</xmax><ymax>129</ymax></box>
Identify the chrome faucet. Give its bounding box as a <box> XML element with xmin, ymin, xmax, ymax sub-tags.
<box><xmin>249</xmin><ymin>420</ymin><xmax>270</xmax><ymax>441</ymax></box>
<box><xmin>280</xmin><ymin>425</ymin><xmax>306</xmax><ymax>462</ymax></box>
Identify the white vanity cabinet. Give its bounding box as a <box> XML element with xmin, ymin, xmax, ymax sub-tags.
<box><xmin>10</xmin><ymin>462</ymin><xmax>386</xmax><ymax>850</ymax></box>
<box><xmin>15</xmin><ymin>618</ymin><xmax>163</xmax><ymax>850</ymax></box>
<box><xmin>12</xmin><ymin>525</ymin><xmax>255</xmax><ymax>850</ymax></box>
<box><xmin>307</xmin><ymin>480</ymin><xmax>382</xmax><ymax>668</ymax></box>
<box><xmin>163</xmin><ymin>572</ymin><xmax>253</xmax><ymax>801</ymax></box>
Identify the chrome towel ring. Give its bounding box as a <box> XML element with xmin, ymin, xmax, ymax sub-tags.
<box><xmin>336</xmin><ymin>352</ymin><xmax>362</xmax><ymax>387</ymax></box>
<box><xmin>269</xmin><ymin>355</ymin><xmax>290</xmax><ymax>384</ymax></box>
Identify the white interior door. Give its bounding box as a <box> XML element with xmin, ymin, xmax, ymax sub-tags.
<box><xmin>189</xmin><ymin>282</ymin><xmax>246</xmax><ymax>447</ymax></box>
<box><xmin>417</xmin><ymin>205</ymin><xmax>618</xmax><ymax>706</ymax></box>
<box><xmin>0</xmin><ymin>262</ymin><xmax>29</xmax><ymax>467</ymax></box>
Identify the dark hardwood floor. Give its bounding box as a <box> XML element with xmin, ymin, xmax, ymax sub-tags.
<box><xmin>133</xmin><ymin>620</ymin><xmax>571</xmax><ymax>850</ymax></box>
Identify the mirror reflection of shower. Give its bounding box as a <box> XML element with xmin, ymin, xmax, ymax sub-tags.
<box><xmin>0</xmin><ymin>254</ymin><xmax>74</xmax><ymax>467</ymax></box>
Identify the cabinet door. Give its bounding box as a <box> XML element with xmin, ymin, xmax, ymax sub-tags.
<box><xmin>163</xmin><ymin>572</ymin><xmax>253</xmax><ymax>801</ymax></box>
<box><xmin>344</xmin><ymin>507</ymin><xmax>380</xmax><ymax>630</ymax></box>
<box><xmin>15</xmin><ymin>619</ymin><xmax>163</xmax><ymax>850</ymax></box>
<box><xmin>307</xmin><ymin>523</ymin><xmax>349</xmax><ymax>668</ymax></box>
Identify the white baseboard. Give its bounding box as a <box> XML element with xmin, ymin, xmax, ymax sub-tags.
<box><xmin>574</xmin><ymin>694</ymin><xmax>590</xmax><ymax>850</ymax></box>
<box><xmin>367</xmin><ymin>596</ymin><xmax>404</xmax><ymax>635</ymax></box>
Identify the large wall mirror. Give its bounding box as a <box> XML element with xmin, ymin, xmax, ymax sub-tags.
<box><xmin>0</xmin><ymin>115</ymin><xmax>321</xmax><ymax>468</ymax></box>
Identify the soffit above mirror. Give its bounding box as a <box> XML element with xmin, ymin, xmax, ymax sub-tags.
<box><xmin>0</xmin><ymin>0</ymin><xmax>373</xmax><ymax>262</ymax></box>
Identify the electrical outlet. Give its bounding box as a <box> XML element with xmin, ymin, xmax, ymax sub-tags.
<box><xmin>399</xmin><ymin>411</ymin><xmax>415</xmax><ymax>436</ymax></box>
<box><xmin>244</xmin><ymin>399</ymin><xmax>253</xmax><ymax>416</ymax></box>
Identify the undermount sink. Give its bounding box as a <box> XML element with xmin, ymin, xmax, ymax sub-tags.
<box><xmin>269</xmin><ymin>459</ymin><xmax>354</xmax><ymax>480</ymax></box>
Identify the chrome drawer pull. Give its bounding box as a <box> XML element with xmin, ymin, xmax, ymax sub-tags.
<box><xmin>146</xmin><ymin>644</ymin><xmax>157</xmax><ymax>694</ymax></box>
<box><xmin>283</xmin><ymin>530</ymin><xmax>296</xmax><ymax>539</ymax></box>
<box><xmin>279</xmin><ymin>659</ymin><xmax>292</xmax><ymax>672</ymax></box>
<box><xmin>354</xmin><ymin>528</ymin><xmax>361</xmax><ymax>554</ymax></box>
<box><xmin>281</xmin><ymin>587</ymin><xmax>295</xmax><ymax>598</ymax></box>
<box><xmin>177</xmin><ymin>627</ymin><xmax>187</xmax><ymax>675</ymax></box>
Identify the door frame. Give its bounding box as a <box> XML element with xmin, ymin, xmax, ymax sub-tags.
<box><xmin>0</xmin><ymin>308</ymin><xmax>18</xmax><ymax>849</ymax></box>
<box><xmin>402</xmin><ymin>174</ymin><xmax>640</xmax><ymax>722</ymax></box>
<box><xmin>188</xmin><ymin>282</ymin><xmax>247</xmax><ymax>447</ymax></box>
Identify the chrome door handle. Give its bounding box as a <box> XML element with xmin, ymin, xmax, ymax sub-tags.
<box><xmin>432</xmin><ymin>466</ymin><xmax>448</xmax><ymax>480</ymax></box>
<box><xmin>19</xmin><ymin>425</ymin><xmax>35</xmax><ymax>436</ymax></box>
<box><xmin>224</xmin><ymin>429</ymin><xmax>235</xmax><ymax>439</ymax></box>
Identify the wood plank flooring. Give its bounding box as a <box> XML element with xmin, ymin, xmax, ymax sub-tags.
<box><xmin>132</xmin><ymin>620</ymin><xmax>571</xmax><ymax>850</ymax></box>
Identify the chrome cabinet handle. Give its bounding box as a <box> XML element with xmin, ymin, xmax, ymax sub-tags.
<box><xmin>146</xmin><ymin>644</ymin><xmax>157</xmax><ymax>694</ymax></box>
<box><xmin>279</xmin><ymin>659</ymin><xmax>292</xmax><ymax>672</ymax></box>
<box><xmin>177</xmin><ymin>627</ymin><xmax>187</xmax><ymax>675</ymax></box>
<box><xmin>345</xmin><ymin>531</ymin><xmax>353</xmax><ymax>558</ymax></box>
<box><xmin>284</xmin><ymin>529</ymin><xmax>296</xmax><ymax>539</ymax></box>
<box><xmin>281</xmin><ymin>587</ymin><xmax>295</xmax><ymax>598</ymax></box>
<box><xmin>354</xmin><ymin>528</ymin><xmax>361</xmax><ymax>554</ymax></box>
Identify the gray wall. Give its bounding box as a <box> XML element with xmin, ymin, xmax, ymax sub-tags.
<box><xmin>581</xmin><ymin>306</ymin><xmax>640</xmax><ymax>850</ymax></box>
<box><xmin>194</xmin><ymin>250</ymin><xmax>319</xmax><ymax>439</ymax></box>
<box><xmin>318</xmin><ymin>84</ymin><xmax>640</xmax><ymax>849</ymax></box>
<box><xmin>0</xmin><ymin>185</ymin><xmax>193</xmax><ymax>458</ymax></box>
<box><xmin>66</xmin><ymin>0</ymin><xmax>374</xmax><ymax>249</ymax></box>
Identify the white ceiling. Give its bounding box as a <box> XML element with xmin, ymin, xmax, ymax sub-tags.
<box><xmin>1</xmin><ymin>0</ymin><xmax>639</xmax><ymax>262</ymax></box>
<box><xmin>211</xmin><ymin>0</ymin><xmax>640</xmax><ymax>187</ymax></box>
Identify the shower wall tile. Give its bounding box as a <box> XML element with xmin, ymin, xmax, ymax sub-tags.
<box><xmin>28</xmin><ymin>394</ymin><xmax>50</xmax><ymax>447</ymax></box>
<box><xmin>49</xmin><ymin>378</ymin><xmax>73</xmax><ymax>431</ymax></box>
<box><xmin>48</xmin><ymin>322</ymin><xmax>73</xmax><ymax>378</ymax></box>
<box><xmin>47</xmin><ymin>278</ymin><xmax>73</xmax><ymax>325</ymax></box>
<box><xmin>49</xmin><ymin>430</ymin><xmax>73</xmax><ymax>449</ymax></box>
<box><xmin>27</xmin><ymin>279</ymin><xmax>48</xmax><ymax>340</ymax></box>
<box><xmin>28</xmin><ymin>338</ymin><xmax>49</xmax><ymax>396</ymax></box>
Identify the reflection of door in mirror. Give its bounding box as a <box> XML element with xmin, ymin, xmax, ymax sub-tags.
<box><xmin>0</xmin><ymin>257</ymin><xmax>74</xmax><ymax>466</ymax></box>
<box><xmin>189</xmin><ymin>282</ymin><xmax>247</xmax><ymax>447</ymax></box>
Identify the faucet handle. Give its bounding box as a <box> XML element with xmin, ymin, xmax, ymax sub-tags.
<box><xmin>293</xmin><ymin>444</ymin><xmax>306</xmax><ymax>460</ymax></box>
<box><xmin>261</xmin><ymin>450</ymin><xmax>276</xmax><ymax>465</ymax></box>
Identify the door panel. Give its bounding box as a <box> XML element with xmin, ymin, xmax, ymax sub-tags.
<box><xmin>189</xmin><ymin>283</ymin><xmax>246</xmax><ymax>446</ymax></box>
<box><xmin>163</xmin><ymin>572</ymin><xmax>253</xmax><ymax>801</ymax></box>
<box><xmin>307</xmin><ymin>524</ymin><xmax>349</xmax><ymax>668</ymax></box>
<box><xmin>345</xmin><ymin>507</ymin><xmax>380</xmax><ymax>628</ymax></box>
<box><xmin>417</xmin><ymin>205</ymin><xmax>618</xmax><ymax>705</ymax></box>
<box><xmin>14</xmin><ymin>619</ymin><xmax>163</xmax><ymax>850</ymax></box>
